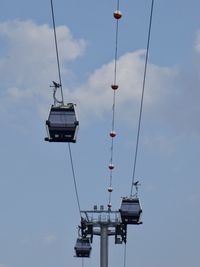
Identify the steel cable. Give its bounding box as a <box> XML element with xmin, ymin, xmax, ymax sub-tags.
<box><xmin>130</xmin><ymin>0</ymin><xmax>155</xmax><ymax>196</ymax></box>
<box><xmin>50</xmin><ymin>0</ymin><xmax>64</xmax><ymax>104</ymax></box>
<box><xmin>50</xmin><ymin>0</ymin><xmax>82</xmax><ymax>219</ymax></box>
<box><xmin>68</xmin><ymin>143</ymin><xmax>82</xmax><ymax>218</ymax></box>
<box><xmin>108</xmin><ymin>0</ymin><xmax>121</xmax><ymax>208</ymax></box>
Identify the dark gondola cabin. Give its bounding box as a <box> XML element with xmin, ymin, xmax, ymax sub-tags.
<box><xmin>45</xmin><ymin>103</ymin><xmax>79</xmax><ymax>143</ymax></box>
<box><xmin>119</xmin><ymin>197</ymin><xmax>142</xmax><ymax>225</ymax></box>
<box><xmin>74</xmin><ymin>237</ymin><xmax>92</xmax><ymax>258</ymax></box>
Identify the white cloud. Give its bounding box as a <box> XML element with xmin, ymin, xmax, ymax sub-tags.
<box><xmin>0</xmin><ymin>20</ymin><xmax>86</xmax><ymax>109</ymax></box>
<box><xmin>1</xmin><ymin>19</ymin><xmax>200</xmax><ymax>139</ymax></box>
<box><xmin>0</xmin><ymin>20</ymin><xmax>177</xmax><ymax>117</ymax></box>
<box><xmin>68</xmin><ymin>50</ymin><xmax>178</xmax><ymax>125</ymax></box>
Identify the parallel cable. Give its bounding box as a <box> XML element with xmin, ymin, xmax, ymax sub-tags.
<box><xmin>107</xmin><ymin>0</ymin><xmax>122</xmax><ymax>209</ymax></box>
<box><xmin>50</xmin><ymin>0</ymin><xmax>82</xmax><ymax>218</ymax></box>
<box><xmin>130</xmin><ymin>0</ymin><xmax>155</xmax><ymax>196</ymax></box>
<box><xmin>68</xmin><ymin>143</ymin><xmax>82</xmax><ymax>218</ymax></box>
<box><xmin>50</xmin><ymin>0</ymin><xmax>64</xmax><ymax>104</ymax></box>
<box><xmin>49</xmin><ymin>2</ymin><xmax>84</xmax><ymax>264</ymax></box>
<box><xmin>113</xmin><ymin>0</ymin><xmax>120</xmax><ymax>86</ymax></box>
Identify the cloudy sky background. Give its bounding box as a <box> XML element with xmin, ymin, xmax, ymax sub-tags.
<box><xmin>0</xmin><ymin>1</ymin><xmax>200</xmax><ymax>267</ymax></box>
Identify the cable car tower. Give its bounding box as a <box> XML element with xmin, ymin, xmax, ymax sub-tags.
<box><xmin>74</xmin><ymin>0</ymin><xmax>155</xmax><ymax>266</ymax></box>
<box><xmin>75</xmin><ymin>207</ymin><xmax>127</xmax><ymax>267</ymax></box>
<box><xmin>44</xmin><ymin>0</ymin><xmax>154</xmax><ymax>266</ymax></box>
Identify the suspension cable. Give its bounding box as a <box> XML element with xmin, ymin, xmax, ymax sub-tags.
<box><xmin>68</xmin><ymin>143</ymin><xmax>82</xmax><ymax>218</ymax></box>
<box><xmin>50</xmin><ymin>0</ymin><xmax>82</xmax><ymax>219</ymax></box>
<box><xmin>50</xmin><ymin>0</ymin><xmax>64</xmax><ymax>104</ymax></box>
<box><xmin>130</xmin><ymin>0</ymin><xmax>155</xmax><ymax>196</ymax></box>
<box><xmin>50</xmin><ymin>0</ymin><xmax>82</xmax><ymax>218</ymax></box>
<box><xmin>68</xmin><ymin>144</ymin><xmax>83</xmax><ymax>266</ymax></box>
<box><xmin>107</xmin><ymin>0</ymin><xmax>122</xmax><ymax>209</ymax></box>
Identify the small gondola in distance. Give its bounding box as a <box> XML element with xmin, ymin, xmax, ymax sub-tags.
<box><xmin>45</xmin><ymin>103</ymin><xmax>79</xmax><ymax>143</ymax></box>
<box><xmin>74</xmin><ymin>237</ymin><xmax>92</xmax><ymax>258</ymax></box>
<box><xmin>119</xmin><ymin>197</ymin><xmax>142</xmax><ymax>225</ymax></box>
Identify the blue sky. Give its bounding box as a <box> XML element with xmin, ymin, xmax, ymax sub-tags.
<box><xmin>0</xmin><ymin>1</ymin><xmax>200</xmax><ymax>267</ymax></box>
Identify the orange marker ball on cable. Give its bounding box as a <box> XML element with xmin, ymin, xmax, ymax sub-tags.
<box><xmin>111</xmin><ymin>84</ymin><xmax>119</xmax><ymax>90</ymax></box>
<box><xmin>109</xmin><ymin>164</ymin><xmax>114</xmax><ymax>170</ymax></box>
<box><xmin>113</xmin><ymin>10</ymin><xmax>122</xmax><ymax>19</ymax></box>
<box><xmin>108</xmin><ymin>187</ymin><xmax>113</xmax><ymax>193</ymax></box>
<box><xmin>110</xmin><ymin>131</ymin><xmax>116</xmax><ymax>138</ymax></box>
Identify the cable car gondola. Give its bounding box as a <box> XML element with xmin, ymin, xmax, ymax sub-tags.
<box><xmin>74</xmin><ymin>237</ymin><xmax>92</xmax><ymax>257</ymax></box>
<box><xmin>119</xmin><ymin>197</ymin><xmax>142</xmax><ymax>225</ymax></box>
<box><xmin>45</xmin><ymin>103</ymin><xmax>79</xmax><ymax>143</ymax></box>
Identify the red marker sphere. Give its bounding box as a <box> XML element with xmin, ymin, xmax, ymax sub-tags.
<box><xmin>109</xmin><ymin>164</ymin><xmax>114</xmax><ymax>170</ymax></box>
<box><xmin>113</xmin><ymin>10</ymin><xmax>122</xmax><ymax>19</ymax></box>
<box><xmin>111</xmin><ymin>84</ymin><xmax>119</xmax><ymax>90</ymax></box>
<box><xmin>110</xmin><ymin>131</ymin><xmax>116</xmax><ymax>138</ymax></box>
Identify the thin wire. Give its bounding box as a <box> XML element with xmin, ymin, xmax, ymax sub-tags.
<box><xmin>68</xmin><ymin>143</ymin><xmax>82</xmax><ymax>218</ymax></box>
<box><xmin>130</xmin><ymin>0</ymin><xmax>155</xmax><ymax>196</ymax></box>
<box><xmin>50</xmin><ymin>0</ymin><xmax>81</xmax><ymax>217</ymax></box>
<box><xmin>113</xmin><ymin>20</ymin><xmax>119</xmax><ymax>84</ymax></box>
<box><xmin>109</xmin><ymin>95</ymin><xmax>116</xmax><ymax>204</ymax></box>
<box><xmin>108</xmin><ymin>0</ymin><xmax>121</xmax><ymax>206</ymax></box>
<box><xmin>50</xmin><ymin>0</ymin><xmax>83</xmax><ymax>262</ymax></box>
<box><xmin>50</xmin><ymin>0</ymin><xmax>64</xmax><ymax>104</ymax></box>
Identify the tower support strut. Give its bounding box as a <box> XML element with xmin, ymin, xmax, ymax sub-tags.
<box><xmin>80</xmin><ymin>206</ymin><xmax>126</xmax><ymax>267</ymax></box>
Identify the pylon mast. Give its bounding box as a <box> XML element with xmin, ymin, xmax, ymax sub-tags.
<box><xmin>80</xmin><ymin>206</ymin><xmax>126</xmax><ymax>267</ymax></box>
<box><xmin>100</xmin><ymin>225</ymin><xmax>108</xmax><ymax>267</ymax></box>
